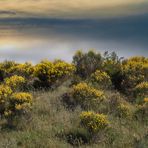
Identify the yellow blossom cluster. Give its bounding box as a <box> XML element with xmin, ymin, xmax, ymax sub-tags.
<box><xmin>80</xmin><ymin>111</ymin><xmax>109</xmax><ymax>133</ymax></box>
<box><xmin>91</xmin><ymin>70</ymin><xmax>112</xmax><ymax>88</ymax></box>
<box><xmin>4</xmin><ymin>75</ymin><xmax>26</xmax><ymax>90</ymax></box>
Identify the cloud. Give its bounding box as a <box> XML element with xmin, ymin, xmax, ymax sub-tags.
<box><xmin>0</xmin><ymin>0</ymin><xmax>148</xmax><ymax>18</ymax></box>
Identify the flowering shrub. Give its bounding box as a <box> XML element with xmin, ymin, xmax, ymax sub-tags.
<box><xmin>116</xmin><ymin>103</ymin><xmax>131</xmax><ymax>118</ymax></box>
<box><xmin>34</xmin><ymin>60</ymin><xmax>75</xmax><ymax>88</ymax></box>
<box><xmin>4</xmin><ymin>75</ymin><xmax>26</xmax><ymax>91</ymax></box>
<box><xmin>0</xmin><ymin>61</ymin><xmax>18</xmax><ymax>81</ymax></box>
<box><xmin>9</xmin><ymin>62</ymin><xmax>35</xmax><ymax>78</ymax></box>
<box><xmin>121</xmin><ymin>57</ymin><xmax>148</xmax><ymax>96</ymax></box>
<box><xmin>3</xmin><ymin>92</ymin><xmax>33</xmax><ymax>126</ymax></box>
<box><xmin>90</xmin><ymin>70</ymin><xmax>112</xmax><ymax>88</ymax></box>
<box><xmin>80</xmin><ymin>111</ymin><xmax>109</xmax><ymax>134</ymax></box>
<box><xmin>8</xmin><ymin>92</ymin><xmax>32</xmax><ymax>114</ymax></box>
<box><xmin>72</xmin><ymin>82</ymin><xmax>106</xmax><ymax>108</ymax></box>
<box><xmin>0</xmin><ymin>85</ymin><xmax>13</xmax><ymax>114</ymax></box>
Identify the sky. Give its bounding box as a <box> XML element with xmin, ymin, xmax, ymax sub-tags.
<box><xmin>0</xmin><ymin>0</ymin><xmax>147</xmax><ymax>62</ymax></box>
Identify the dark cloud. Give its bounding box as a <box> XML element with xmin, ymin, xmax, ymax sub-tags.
<box><xmin>0</xmin><ymin>13</ymin><xmax>148</xmax><ymax>47</ymax></box>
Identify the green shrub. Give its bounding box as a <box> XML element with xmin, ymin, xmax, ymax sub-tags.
<box><xmin>80</xmin><ymin>111</ymin><xmax>109</xmax><ymax>134</ymax></box>
<box><xmin>73</xmin><ymin>50</ymin><xmax>103</xmax><ymax>79</ymax></box>
<box><xmin>103</xmin><ymin>52</ymin><xmax>123</xmax><ymax>90</ymax></box>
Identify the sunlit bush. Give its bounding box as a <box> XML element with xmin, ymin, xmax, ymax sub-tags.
<box><xmin>80</xmin><ymin>111</ymin><xmax>109</xmax><ymax>134</ymax></box>
<box><xmin>72</xmin><ymin>82</ymin><xmax>106</xmax><ymax>108</ymax></box>
<box><xmin>4</xmin><ymin>75</ymin><xmax>26</xmax><ymax>91</ymax></box>
<box><xmin>90</xmin><ymin>70</ymin><xmax>112</xmax><ymax>89</ymax></box>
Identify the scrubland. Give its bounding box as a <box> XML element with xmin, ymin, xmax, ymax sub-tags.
<box><xmin>0</xmin><ymin>50</ymin><xmax>147</xmax><ymax>148</ymax></box>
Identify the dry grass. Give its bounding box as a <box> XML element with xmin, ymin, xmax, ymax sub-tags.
<box><xmin>0</xmin><ymin>83</ymin><xmax>147</xmax><ymax>148</ymax></box>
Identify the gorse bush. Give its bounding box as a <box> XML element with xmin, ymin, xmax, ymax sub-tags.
<box><xmin>8</xmin><ymin>92</ymin><xmax>32</xmax><ymax>114</ymax></box>
<box><xmin>4</xmin><ymin>75</ymin><xmax>26</xmax><ymax>91</ymax></box>
<box><xmin>80</xmin><ymin>111</ymin><xmax>109</xmax><ymax>134</ymax></box>
<box><xmin>121</xmin><ymin>57</ymin><xmax>148</xmax><ymax>96</ymax></box>
<box><xmin>0</xmin><ymin>85</ymin><xmax>13</xmax><ymax>114</ymax></box>
<box><xmin>72</xmin><ymin>82</ymin><xmax>106</xmax><ymax>109</ymax></box>
<box><xmin>34</xmin><ymin>60</ymin><xmax>75</xmax><ymax>88</ymax></box>
<box><xmin>4</xmin><ymin>92</ymin><xmax>33</xmax><ymax>126</ymax></box>
<box><xmin>9</xmin><ymin>62</ymin><xmax>35</xmax><ymax>78</ymax></box>
<box><xmin>90</xmin><ymin>70</ymin><xmax>112</xmax><ymax>89</ymax></box>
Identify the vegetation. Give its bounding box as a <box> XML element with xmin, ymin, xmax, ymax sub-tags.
<box><xmin>0</xmin><ymin>50</ymin><xmax>147</xmax><ymax>148</ymax></box>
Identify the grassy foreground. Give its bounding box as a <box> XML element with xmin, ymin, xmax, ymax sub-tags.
<box><xmin>0</xmin><ymin>82</ymin><xmax>147</xmax><ymax>148</ymax></box>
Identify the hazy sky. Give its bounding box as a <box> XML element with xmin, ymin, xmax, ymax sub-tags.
<box><xmin>0</xmin><ymin>0</ymin><xmax>147</xmax><ymax>62</ymax></box>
